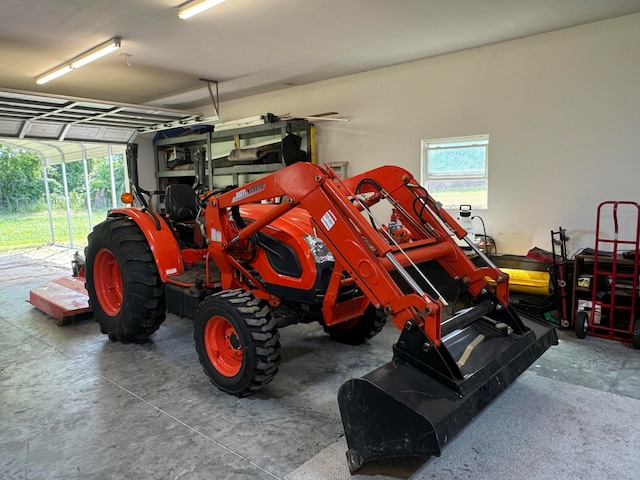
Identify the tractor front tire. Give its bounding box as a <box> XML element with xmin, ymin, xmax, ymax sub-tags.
<box><xmin>194</xmin><ymin>289</ymin><xmax>281</xmax><ymax>397</ymax></box>
<box><xmin>323</xmin><ymin>304</ymin><xmax>386</xmax><ymax>345</ymax></box>
<box><xmin>85</xmin><ymin>217</ymin><xmax>166</xmax><ymax>342</ymax></box>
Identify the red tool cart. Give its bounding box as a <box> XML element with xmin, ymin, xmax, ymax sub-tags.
<box><xmin>575</xmin><ymin>201</ymin><xmax>640</xmax><ymax>347</ymax></box>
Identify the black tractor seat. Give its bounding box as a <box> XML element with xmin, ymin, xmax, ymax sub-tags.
<box><xmin>165</xmin><ymin>183</ymin><xmax>198</xmax><ymax>222</ymax></box>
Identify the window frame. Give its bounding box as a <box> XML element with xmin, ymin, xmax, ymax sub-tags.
<box><xmin>420</xmin><ymin>134</ymin><xmax>489</xmax><ymax>210</ymax></box>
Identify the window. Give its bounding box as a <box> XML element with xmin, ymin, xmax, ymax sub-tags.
<box><xmin>421</xmin><ymin>135</ymin><xmax>489</xmax><ymax>209</ymax></box>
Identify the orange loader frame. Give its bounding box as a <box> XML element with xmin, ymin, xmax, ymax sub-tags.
<box><xmin>204</xmin><ymin>161</ymin><xmax>510</xmax><ymax>348</ymax></box>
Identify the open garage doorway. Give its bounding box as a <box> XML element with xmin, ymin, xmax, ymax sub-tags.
<box><xmin>0</xmin><ymin>142</ymin><xmax>128</xmax><ymax>252</ymax></box>
<box><xmin>0</xmin><ymin>89</ymin><xmax>199</xmax><ymax>254</ymax></box>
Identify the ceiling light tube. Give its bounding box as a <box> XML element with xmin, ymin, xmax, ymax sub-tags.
<box><xmin>36</xmin><ymin>37</ymin><xmax>122</xmax><ymax>85</ymax></box>
<box><xmin>178</xmin><ymin>0</ymin><xmax>226</xmax><ymax>20</ymax></box>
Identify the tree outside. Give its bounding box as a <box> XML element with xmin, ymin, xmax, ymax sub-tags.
<box><xmin>0</xmin><ymin>147</ymin><xmax>43</xmax><ymax>212</ymax></box>
<box><xmin>0</xmin><ymin>146</ymin><xmax>126</xmax><ymax>251</ymax></box>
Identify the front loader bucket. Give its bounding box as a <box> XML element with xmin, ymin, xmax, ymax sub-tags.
<box><xmin>338</xmin><ymin>310</ymin><xmax>557</xmax><ymax>473</ymax></box>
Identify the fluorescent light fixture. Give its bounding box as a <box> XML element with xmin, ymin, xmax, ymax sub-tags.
<box><xmin>36</xmin><ymin>37</ymin><xmax>122</xmax><ymax>85</ymax></box>
<box><xmin>178</xmin><ymin>0</ymin><xmax>226</xmax><ymax>20</ymax></box>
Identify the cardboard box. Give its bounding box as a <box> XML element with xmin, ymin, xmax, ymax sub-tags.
<box><xmin>165</xmin><ymin>147</ymin><xmax>191</xmax><ymax>165</ymax></box>
<box><xmin>577</xmin><ymin>299</ymin><xmax>601</xmax><ymax>324</ymax></box>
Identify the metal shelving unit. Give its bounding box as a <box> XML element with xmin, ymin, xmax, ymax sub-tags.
<box><xmin>154</xmin><ymin>119</ymin><xmax>314</xmax><ymax>191</ymax></box>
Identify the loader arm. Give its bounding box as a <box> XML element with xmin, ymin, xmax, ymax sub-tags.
<box><xmin>338</xmin><ymin>165</ymin><xmax>511</xmax><ymax>304</ymax></box>
<box><xmin>205</xmin><ymin>162</ymin><xmax>516</xmax><ymax>349</ymax></box>
<box><xmin>206</xmin><ymin>162</ymin><xmax>465</xmax><ymax>347</ymax></box>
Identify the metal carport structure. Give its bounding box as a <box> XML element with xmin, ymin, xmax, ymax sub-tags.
<box><xmin>0</xmin><ymin>88</ymin><xmax>202</xmax><ymax>247</ymax></box>
<box><xmin>0</xmin><ymin>140</ymin><xmax>127</xmax><ymax>247</ymax></box>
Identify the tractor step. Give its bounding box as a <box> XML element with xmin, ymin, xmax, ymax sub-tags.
<box><xmin>338</xmin><ymin>312</ymin><xmax>557</xmax><ymax>473</ymax></box>
<box><xmin>29</xmin><ymin>276</ymin><xmax>92</xmax><ymax>325</ymax></box>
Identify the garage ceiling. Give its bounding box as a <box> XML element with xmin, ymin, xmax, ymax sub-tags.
<box><xmin>1</xmin><ymin>0</ymin><xmax>639</xmax><ymax>112</ymax></box>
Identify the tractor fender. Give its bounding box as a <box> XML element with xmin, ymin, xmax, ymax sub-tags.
<box><xmin>108</xmin><ymin>208</ymin><xmax>184</xmax><ymax>282</ymax></box>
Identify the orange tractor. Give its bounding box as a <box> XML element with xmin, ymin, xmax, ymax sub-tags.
<box><xmin>84</xmin><ymin>153</ymin><xmax>556</xmax><ymax>472</ymax></box>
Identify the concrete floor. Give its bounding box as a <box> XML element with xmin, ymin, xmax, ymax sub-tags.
<box><xmin>2</xmin><ymin>246</ymin><xmax>640</xmax><ymax>480</ymax></box>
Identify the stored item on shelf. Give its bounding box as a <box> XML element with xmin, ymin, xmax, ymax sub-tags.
<box><xmin>165</xmin><ymin>147</ymin><xmax>191</xmax><ymax>166</ymax></box>
<box><xmin>577</xmin><ymin>299</ymin><xmax>601</xmax><ymax>324</ymax></box>
<box><xmin>578</xmin><ymin>275</ymin><xmax>593</xmax><ymax>288</ymax></box>
<box><xmin>227</xmin><ymin>144</ymin><xmax>281</xmax><ymax>164</ymax></box>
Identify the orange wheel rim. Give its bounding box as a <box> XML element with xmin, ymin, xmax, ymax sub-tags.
<box><xmin>337</xmin><ymin>317</ymin><xmax>359</xmax><ymax>329</ymax></box>
<box><xmin>204</xmin><ymin>315</ymin><xmax>243</xmax><ymax>377</ymax></box>
<box><xmin>94</xmin><ymin>248</ymin><xmax>123</xmax><ymax>316</ymax></box>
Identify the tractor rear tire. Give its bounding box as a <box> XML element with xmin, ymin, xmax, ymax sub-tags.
<box><xmin>323</xmin><ymin>304</ymin><xmax>386</xmax><ymax>345</ymax></box>
<box><xmin>194</xmin><ymin>289</ymin><xmax>281</xmax><ymax>397</ymax></box>
<box><xmin>85</xmin><ymin>217</ymin><xmax>166</xmax><ymax>342</ymax></box>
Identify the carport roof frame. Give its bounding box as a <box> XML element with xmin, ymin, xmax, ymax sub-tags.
<box><xmin>0</xmin><ymin>138</ymin><xmax>126</xmax><ymax>165</ymax></box>
<box><xmin>0</xmin><ymin>88</ymin><xmax>201</xmax><ymax>144</ymax></box>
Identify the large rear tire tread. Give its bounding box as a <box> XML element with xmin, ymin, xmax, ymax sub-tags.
<box><xmin>323</xmin><ymin>304</ymin><xmax>386</xmax><ymax>346</ymax></box>
<box><xmin>85</xmin><ymin>217</ymin><xmax>166</xmax><ymax>343</ymax></box>
<box><xmin>194</xmin><ymin>289</ymin><xmax>281</xmax><ymax>397</ymax></box>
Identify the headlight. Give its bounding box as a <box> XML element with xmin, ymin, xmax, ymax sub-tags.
<box><xmin>303</xmin><ymin>235</ymin><xmax>335</xmax><ymax>264</ymax></box>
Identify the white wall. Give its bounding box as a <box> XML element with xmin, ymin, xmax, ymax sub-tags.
<box><xmin>194</xmin><ymin>14</ymin><xmax>640</xmax><ymax>256</ymax></box>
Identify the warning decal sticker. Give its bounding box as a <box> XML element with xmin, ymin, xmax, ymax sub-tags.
<box><xmin>321</xmin><ymin>209</ymin><xmax>337</xmax><ymax>231</ymax></box>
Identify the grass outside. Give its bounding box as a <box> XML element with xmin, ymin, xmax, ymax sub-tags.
<box><xmin>426</xmin><ymin>182</ymin><xmax>487</xmax><ymax>209</ymax></box>
<box><xmin>434</xmin><ymin>191</ymin><xmax>487</xmax><ymax>209</ymax></box>
<box><xmin>0</xmin><ymin>209</ymin><xmax>109</xmax><ymax>252</ymax></box>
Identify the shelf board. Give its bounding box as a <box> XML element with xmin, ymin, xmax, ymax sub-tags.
<box><xmin>154</xmin><ymin>133</ymin><xmax>210</xmax><ymax>147</ymax></box>
<box><xmin>612</xmin><ymin>289</ymin><xmax>637</xmax><ymax>297</ymax></box>
<box><xmin>210</xmin><ymin>120</ymin><xmax>309</xmax><ymax>140</ymax></box>
<box><xmin>157</xmin><ymin>170</ymin><xmax>196</xmax><ymax>177</ymax></box>
<box><xmin>213</xmin><ymin>163</ymin><xmax>284</xmax><ymax>175</ymax></box>
<box><xmin>576</xmin><ymin>253</ymin><xmax>638</xmax><ymax>266</ymax></box>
